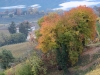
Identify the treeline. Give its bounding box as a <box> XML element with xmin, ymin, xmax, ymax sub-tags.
<box><xmin>0</xmin><ymin>21</ymin><xmax>31</xmax><ymax>47</ymax></box>
<box><xmin>0</xmin><ymin>33</ymin><xmax>26</xmax><ymax>47</ymax></box>
<box><xmin>0</xmin><ymin>7</ymin><xmax>45</xmax><ymax>18</ymax></box>
<box><xmin>8</xmin><ymin>21</ymin><xmax>30</xmax><ymax>37</ymax></box>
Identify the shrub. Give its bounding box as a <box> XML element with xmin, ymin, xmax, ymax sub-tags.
<box><xmin>0</xmin><ymin>49</ymin><xmax>14</xmax><ymax>69</ymax></box>
<box><xmin>5</xmin><ymin>52</ymin><xmax>47</xmax><ymax>75</ymax></box>
<box><xmin>0</xmin><ymin>33</ymin><xmax>26</xmax><ymax>47</ymax></box>
<box><xmin>41</xmin><ymin>50</ymin><xmax>57</xmax><ymax>71</ymax></box>
<box><xmin>0</xmin><ymin>72</ymin><xmax>5</xmax><ymax>75</ymax></box>
<box><xmin>30</xmin><ymin>53</ymin><xmax>47</xmax><ymax>75</ymax></box>
<box><xmin>15</xmin><ymin>63</ymin><xmax>32</xmax><ymax>75</ymax></box>
<box><xmin>9</xmin><ymin>33</ymin><xmax>26</xmax><ymax>44</ymax></box>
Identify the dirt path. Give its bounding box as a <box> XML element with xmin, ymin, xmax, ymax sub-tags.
<box><xmin>69</xmin><ymin>46</ymin><xmax>100</xmax><ymax>72</ymax></box>
<box><xmin>80</xmin><ymin>58</ymin><xmax>100</xmax><ymax>70</ymax></box>
<box><xmin>82</xmin><ymin>47</ymin><xmax>100</xmax><ymax>56</ymax></box>
<box><xmin>80</xmin><ymin>46</ymin><xmax>100</xmax><ymax>71</ymax></box>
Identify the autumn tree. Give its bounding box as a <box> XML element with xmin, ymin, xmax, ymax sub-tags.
<box><xmin>36</xmin><ymin>6</ymin><xmax>97</xmax><ymax>74</ymax></box>
<box><xmin>8</xmin><ymin>21</ymin><xmax>16</xmax><ymax>34</ymax></box>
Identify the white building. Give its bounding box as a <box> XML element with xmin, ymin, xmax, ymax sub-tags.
<box><xmin>16</xmin><ymin>27</ymin><xmax>19</xmax><ymax>33</ymax></box>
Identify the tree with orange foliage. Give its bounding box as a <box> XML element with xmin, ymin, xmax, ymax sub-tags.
<box><xmin>36</xmin><ymin>6</ymin><xmax>97</xmax><ymax>74</ymax></box>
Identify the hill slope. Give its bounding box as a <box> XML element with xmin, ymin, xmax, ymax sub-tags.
<box><xmin>0</xmin><ymin>42</ymin><xmax>34</xmax><ymax>58</ymax></box>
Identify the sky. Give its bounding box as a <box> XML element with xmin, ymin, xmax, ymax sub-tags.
<box><xmin>0</xmin><ymin>0</ymin><xmax>100</xmax><ymax>11</ymax></box>
<box><xmin>53</xmin><ymin>0</ymin><xmax>100</xmax><ymax>10</ymax></box>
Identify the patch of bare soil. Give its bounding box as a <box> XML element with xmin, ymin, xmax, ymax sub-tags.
<box><xmin>79</xmin><ymin>46</ymin><xmax>100</xmax><ymax>70</ymax></box>
<box><xmin>69</xmin><ymin>46</ymin><xmax>100</xmax><ymax>73</ymax></box>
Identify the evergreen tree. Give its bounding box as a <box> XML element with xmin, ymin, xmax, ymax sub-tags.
<box><xmin>19</xmin><ymin>21</ymin><xmax>30</xmax><ymax>38</ymax></box>
<box><xmin>8</xmin><ymin>21</ymin><xmax>16</xmax><ymax>34</ymax></box>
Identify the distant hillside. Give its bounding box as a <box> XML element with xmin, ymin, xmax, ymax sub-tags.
<box><xmin>0</xmin><ymin>14</ymin><xmax>43</xmax><ymax>24</ymax></box>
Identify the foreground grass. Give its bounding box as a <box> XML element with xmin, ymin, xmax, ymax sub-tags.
<box><xmin>73</xmin><ymin>58</ymin><xmax>100</xmax><ymax>75</ymax></box>
<box><xmin>86</xmin><ymin>64</ymin><xmax>100</xmax><ymax>75</ymax></box>
<box><xmin>0</xmin><ymin>42</ymin><xmax>33</xmax><ymax>58</ymax></box>
<box><xmin>71</xmin><ymin>43</ymin><xmax>100</xmax><ymax>75</ymax></box>
<box><xmin>2</xmin><ymin>42</ymin><xmax>100</xmax><ymax>75</ymax></box>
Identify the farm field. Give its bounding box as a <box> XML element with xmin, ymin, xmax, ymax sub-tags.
<box><xmin>0</xmin><ymin>42</ymin><xmax>34</xmax><ymax>58</ymax></box>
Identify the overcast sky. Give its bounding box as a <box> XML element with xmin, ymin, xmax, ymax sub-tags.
<box><xmin>0</xmin><ymin>0</ymin><xmax>100</xmax><ymax>10</ymax></box>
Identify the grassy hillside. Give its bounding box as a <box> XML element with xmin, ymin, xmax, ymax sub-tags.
<box><xmin>69</xmin><ymin>43</ymin><xmax>100</xmax><ymax>75</ymax></box>
<box><xmin>0</xmin><ymin>42</ymin><xmax>34</xmax><ymax>58</ymax></box>
<box><xmin>2</xmin><ymin>41</ymin><xmax>100</xmax><ymax>75</ymax></box>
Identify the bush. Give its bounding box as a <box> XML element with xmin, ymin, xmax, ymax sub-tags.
<box><xmin>9</xmin><ymin>33</ymin><xmax>26</xmax><ymax>44</ymax></box>
<box><xmin>5</xmin><ymin>52</ymin><xmax>47</xmax><ymax>75</ymax></box>
<box><xmin>0</xmin><ymin>72</ymin><xmax>5</xmax><ymax>75</ymax></box>
<box><xmin>15</xmin><ymin>63</ymin><xmax>32</xmax><ymax>75</ymax></box>
<box><xmin>0</xmin><ymin>49</ymin><xmax>14</xmax><ymax>69</ymax></box>
<box><xmin>41</xmin><ymin>50</ymin><xmax>57</xmax><ymax>71</ymax></box>
<box><xmin>29</xmin><ymin>53</ymin><xmax>47</xmax><ymax>75</ymax></box>
<box><xmin>0</xmin><ymin>33</ymin><xmax>26</xmax><ymax>47</ymax></box>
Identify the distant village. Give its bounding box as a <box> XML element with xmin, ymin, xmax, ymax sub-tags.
<box><xmin>0</xmin><ymin>7</ymin><xmax>45</xmax><ymax>18</ymax></box>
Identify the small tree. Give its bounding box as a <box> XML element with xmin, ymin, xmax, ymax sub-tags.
<box><xmin>0</xmin><ymin>49</ymin><xmax>14</xmax><ymax>69</ymax></box>
<box><xmin>8</xmin><ymin>21</ymin><xmax>16</xmax><ymax>34</ymax></box>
